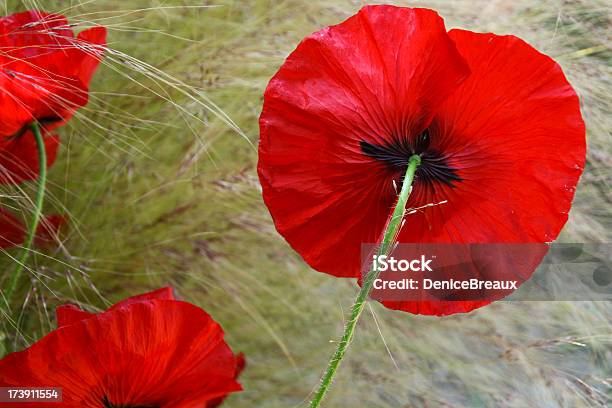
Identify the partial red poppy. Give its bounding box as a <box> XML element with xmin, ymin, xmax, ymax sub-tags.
<box><xmin>0</xmin><ymin>208</ymin><xmax>24</xmax><ymax>248</ymax></box>
<box><xmin>0</xmin><ymin>10</ymin><xmax>107</xmax><ymax>136</ymax></box>
<box><xmin>258</xmin><ymin>5</ymin><xmax>585</xmax><ymax>315</ymax></box>
<box><xmin>0</xmin><ymin>288</ymin><xmax>244</xmax><ymax>407</ymax></box>
<box><xmin>0</xmin><ymin>208</ymin><xmax>65</xmax><ymax>249</ymax></box>
<box><xmin>0</xmin><ymin>10</ymin><xmax>106</xmax><ymax>184</ymax></box>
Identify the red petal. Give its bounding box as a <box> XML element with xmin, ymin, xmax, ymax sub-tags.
<box><xmin>108</xmin><ymin>286</ymin><xmax>177</xmax><ymax>310</ymax></box>
<box><xmin>56</xmin><ymin>304</ymin><xmax>94</xmax><ymax>328</ymax></box>
<box><xmin>205</xmin><ymin>352</ymin><xmax>246</xmax><ymax>408</ymax></box>
<box><xmin>33</xmin><ymin>213</ymin><xmax>66</xmax><ymax>247</ymax></box>
<box><xmin>378</xmin><ymin>30</ymin><xmax>585</xmax><ymax>315</ymax></box>
<box><xmin>0</xmin><ymin>208</ymin><xmax>25</xmax><ymax>249</ymax></box>
<box><xmin>0</xmin><ymin>300</ymin><xmax>242</xmax><ymax>408</ymax></box>
<box><xmin>0</xmin><ymin>11</ymin><xmax>73</xmax><ymax>136</ymax></box>
<box><xmin>55</xmin><ymin>287</ymin><xmax>176</xmax><ymax>327</ymax></box>
<box><xmin>0</xmin><ymin>130</ymin><xmax>59</xmax><ymax>185</ymax></box>
<box><xmin>75</xmin><ymin>26</ymin><xmax>107</xmax><ymax>86</ymax></box>
<box><xmin>259</xmin><ymin>6</ymin><xmax>469</xmax><ymax>278</ymax></box>
<box><xmin>0</xmin><ymin>11</ymin><xmax>70</xmax><ymax>36</ymax></box>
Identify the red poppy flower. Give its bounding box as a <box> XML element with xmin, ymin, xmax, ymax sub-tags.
<box><xmin>0</xmin><ymin>10</ymin><xmax>106</xmax><ymax>184</ymax></box>
<box><xmin>258</xmin><ymin>6</ymin><xmax>585</xmax><ymax>315</ymax></box>
<box><xmin>0</xmin><ymin>208</ymin><xmax>65</xmax><ymax>249</ymax></box>
<box><xmin>0</xmin><ymin>287</ymin><xmax>244</xmax><ymax>407</ymax></box>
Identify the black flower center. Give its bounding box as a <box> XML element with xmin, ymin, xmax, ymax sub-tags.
<box><xmin>9</xmin><ymin>116</ymin><xmax>63</xmax><ymax>140</ymax></box>
<box><xmin>102</xmin><ymin>395</ymin><xmax>159</xmax><ymax>408</ymax></box>
<box><xmin>360</xmin><ymin>129</ymin><xmax>461</xmax><ymax>187</ymax></box>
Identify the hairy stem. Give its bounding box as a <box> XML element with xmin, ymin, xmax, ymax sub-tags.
<box><xmin>3</xmin><ymin>122</ymin><xmax>47</xmax><ymax>308</ymax></box>
<box><xmin>310</xmin><ymin>154</ymin><xmax>421</xmax><ymax>407</ymax></box>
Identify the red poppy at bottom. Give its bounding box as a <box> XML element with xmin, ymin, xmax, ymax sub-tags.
<box><xmin>258</xmin><ymin>5</ymin><xmax>585</xmax><ymax>316</ymax></box>
<box><xmin>0</xmin><ymin>287</ymin><xmax>244</xmax><ymax>408</ymax></box>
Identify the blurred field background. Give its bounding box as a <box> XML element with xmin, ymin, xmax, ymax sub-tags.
<box><xmin>0</xmin><ymin>0</ymin><xmax>610</xmax><ymax>407</ymax></box>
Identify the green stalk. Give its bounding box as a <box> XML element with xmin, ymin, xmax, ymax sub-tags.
<box><xmin>3</xmin><ymin>122</ymin><xmax>47</xmax><ymax>308</ymax></box>
<box><xmin>310</xmin><ymin>154</ymin><xmax>421</xmax><ymax>407</ymax></box>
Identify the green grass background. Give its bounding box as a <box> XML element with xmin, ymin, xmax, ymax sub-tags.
<box><xmin>0</xmin><ymin>0</ymin><xmax>610</xmax><ymax>407</ymax></box>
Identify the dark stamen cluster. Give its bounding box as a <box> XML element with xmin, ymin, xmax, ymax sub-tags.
<box><xmin>360</xmin><ymin>129</ymin><xmax>461</xmax><ymax>187</ymax></box>
<box><xmin>102</xmin><ymin>396</ymin><xmax>160</xmax><ymax>408</ymax></box>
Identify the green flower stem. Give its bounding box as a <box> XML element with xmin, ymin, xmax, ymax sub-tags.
<box><xmin>4</xmin><ymin>122</ymin><xmax>47</xmax><ymax>308</ymax></box>
<box><xmin>310</xmin><ymin>154</ymin><xmax>421</xmax><ymax>408</ymax></box>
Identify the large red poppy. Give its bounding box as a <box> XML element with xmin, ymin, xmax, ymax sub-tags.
<box><xmin>0</xmin><ymin>10</ymin><xmax>106</xmax><ymax>184</ymax></box>
<box><xmin>0</xmin><ymin>287</ymin><xmax>244</xmax><ymax>407</ymax></box>
<box><xmin>258</xmin><ymin>6</ymin><xmax>585</xmax><ymax>315</ymax></box>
